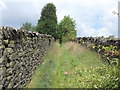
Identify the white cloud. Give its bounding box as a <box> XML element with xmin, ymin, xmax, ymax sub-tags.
<box><xmin>0</xmin><ymin>0</ymin><xmax>7</xmax><ymax>9</ymax></box>
<box><xmin>0</xmin><ymin>0</ymin><xmax>7</xmax><ymax>26</ymax></box>
<box><xmin>71</xmin><ymin>0</ymin><xmax>118</xmax><ymax>37</ymax></box>
<box><xmin>1</xmin><ymin>0</ymin><xmax>119</xmax><ymax>37</ymax></box>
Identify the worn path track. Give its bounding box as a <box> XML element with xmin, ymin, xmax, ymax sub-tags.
<box><xmin>26</xmin><ymin>42</ymin><xmax>118</xmax><ymax>88</ymax></box>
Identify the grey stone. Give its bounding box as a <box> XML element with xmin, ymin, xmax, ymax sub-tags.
<box><xmin>7</xmin><ymin>80</ymin><xmax>15</xmax><ymax>88</ymax></box>
<box><xmin>0</xmin><ymin>45</ymin><xmax>5</xmax><ymax>58</ymax></box>
<box><xmin>9</xmin><ymin>53</ymin><xmax>17</xmax><ymax>60</ymax></box>
<box><xmin>0</xmin><ymin>40</ymin><xmax>2</xmax><ymax>46</ymax></box>
<box><xmin>8</xmin><ymin>44</ymin><xmax>15</xmax><ymax>48</ymax></box>
<box><xmin>4</xmin><ymin>48</ymin><xmax>13</xmax><ymax>55</ymax></box>
<box><xmin>0</xmin><ymin>84</ymin><xmax>3</xmax><ymax>89</ymax></box>
<box><xmin>0</xmin><ymin>30</ymin><xmax>3</xmax><ymax>39</ymax></box>
<box><xmin>3</xmin><ymin>40</ymin><xmax>9</xmax><ymax>45</ymax></box>
<box><xmin>0</xmin><ymin>27</ymin><xmax>54</xmax><ymax>88</ymax></box>
<box><xmin>0</xmin><ymin>68</ymin><xmax>3</xmax><ymax>76</ymax></box>
<box><xmin>0</xmin><ymin>75</ymin><xmax>3</xmax><ymax>81</ymax></box>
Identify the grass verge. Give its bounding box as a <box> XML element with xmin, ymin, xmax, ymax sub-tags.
<box><xmin>25</xmin><ymin>42</ymin><xmax>119</xmax><ymax>88</ymax></box>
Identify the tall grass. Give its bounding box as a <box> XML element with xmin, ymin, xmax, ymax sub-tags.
<box><xmin>26</xmin><ymin>42</ymin><xmax>119</xmax><ymax>88</ymax></box>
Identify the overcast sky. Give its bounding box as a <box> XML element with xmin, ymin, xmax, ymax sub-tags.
<box><xmin>0</xmin><ymin>0</ymin><xmax>119</xmax><ymax>37</ymax></box>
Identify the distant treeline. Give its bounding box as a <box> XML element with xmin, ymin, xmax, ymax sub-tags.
<box><xmin>20</xmin><ymin>3</ymin><xmax>76</xmax><ymax>44</ymax></box>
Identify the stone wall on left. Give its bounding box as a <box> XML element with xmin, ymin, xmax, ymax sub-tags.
<box><xmin>0</xmin><ymin>27</ymin><xmax>54</xmax><ymax>89</ymax></box>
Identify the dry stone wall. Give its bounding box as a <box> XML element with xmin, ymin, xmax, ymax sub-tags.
<box><xmin>73</xmin><ymin>37</ymin><xmax>120</xmax><ymax>65</ymax></box>
<box><xmin>0</xmin><ymin>27</ymin><xmax>54</xmax><ymax>89</ymax></box>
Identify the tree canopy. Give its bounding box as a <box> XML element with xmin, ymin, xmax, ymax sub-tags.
<box><xmin>36</xmin><ymin>3</ymin><xmax>58</xmax><ymax>39</ymax></box>
<box><xmin>20</xmin><ymin>22</ymin><xmax>34</xmax><ymax>31</ymax></box>
<box><xmin>58</xmin><ymin>15</ymin><xmax>76</xmax><ymax>43</ymax></box>
<box><xmin>20</xmin><ymin>3</ymin><xmax>77</xmax><ymax>43</ymax></box>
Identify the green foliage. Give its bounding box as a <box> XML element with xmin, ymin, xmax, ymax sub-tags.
<box><xmin>65</xmin><ymin>66</ymin><xmax>119</xmax><ymax>88</ymax></box>
<box><xmin>102</xmin><ymin>45</ymin><xmax>117</xmax><ymax>52</ymax></box>
<box><xmin>25</xmin><ymin>42</ymin><xmax>118</xmax><ymax>88</ymax></box>
<box><xmin>36</xmin><ymin>3</ymin><xmax>58</xmax><ymax>39</ymax></box>
<box><xmin>58</xmin><ymin>16</ymin><xmax>76</xmax><ymax>43</ymax></box>
<box><xmin>20</xmin><ymin>22</ymin><xmax>34</xmax><ymax>31</ymax></box>
<box><xmin>79</xmin><ymin>39</ymin><xmax>119</xmax><ymax>65</ymax></box>
<box><xmin>107</xmin><ymin>35</ymin><xmax>115</xmax><ymax>39</ymax></box>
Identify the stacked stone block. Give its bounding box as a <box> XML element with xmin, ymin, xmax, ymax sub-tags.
<box><xmin>73</xmin><ymin>37</ymin><xmax>120</xmax><ymax>65</ymax></box>
<box><xmin>0</xmin><ymin>27</ymin><xmax>54</xmax><ymax>89</ymax></box>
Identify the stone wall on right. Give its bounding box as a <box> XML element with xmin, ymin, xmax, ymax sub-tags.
<box><xmin>73</xmin><ymin>37</ymin><xmax>120</xmax><ymax>65</ymax></box>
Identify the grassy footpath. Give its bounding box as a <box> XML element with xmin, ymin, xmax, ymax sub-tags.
<box><xmin>26</xmin><ymin>42</ymin><xmax>119</xmax><ymax>88</ymax></box>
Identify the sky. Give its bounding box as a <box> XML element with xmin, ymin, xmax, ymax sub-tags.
<box><xmin>0</xmin><ymin>0</ymin><xmax>119</xmax><ymax>37</ymax></box>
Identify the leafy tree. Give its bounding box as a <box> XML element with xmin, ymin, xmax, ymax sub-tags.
<box><xmin>36</xmin><ymin>3</ymin><xmax>58</xmax><ymax>39</ymax></box>
<box><xmin>58</xmin><ymin>15</ymin><xmax>76</xmax><ymax>44</ymax></box>
<box><xmin>107</xmin><ymin>35</ymin><xmax>115</xmax><ymax>39</ymax></box>
<box><xmin>20</xmin><ymin>22</ymin><xmax>34</xmax><ymax>31</ymax></box>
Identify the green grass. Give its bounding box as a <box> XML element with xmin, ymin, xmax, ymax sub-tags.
<box><xmin>25</xmin><ymin>42</ymin><xmax>119</xmax><ymax>88</ymax></box>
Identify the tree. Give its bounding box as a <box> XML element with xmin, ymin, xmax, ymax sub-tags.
<box><xmin>58</xmin><ymin>15</ymin><xmax>76</xmax><ymax>44</ymax></box>
<box><xmin>20</xmin><ymin>22</ymin><xmax>34</xmax><ymax>31</ymax></box>
<box><xmin>36</xmin><ymin>3</ymin><xmax>58</xmax><ymax>39</ymax></box>
<box><xmin>107</xmin><ymin>35</ymin><xmax>115</xmax><ymax>39</ymax></box>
